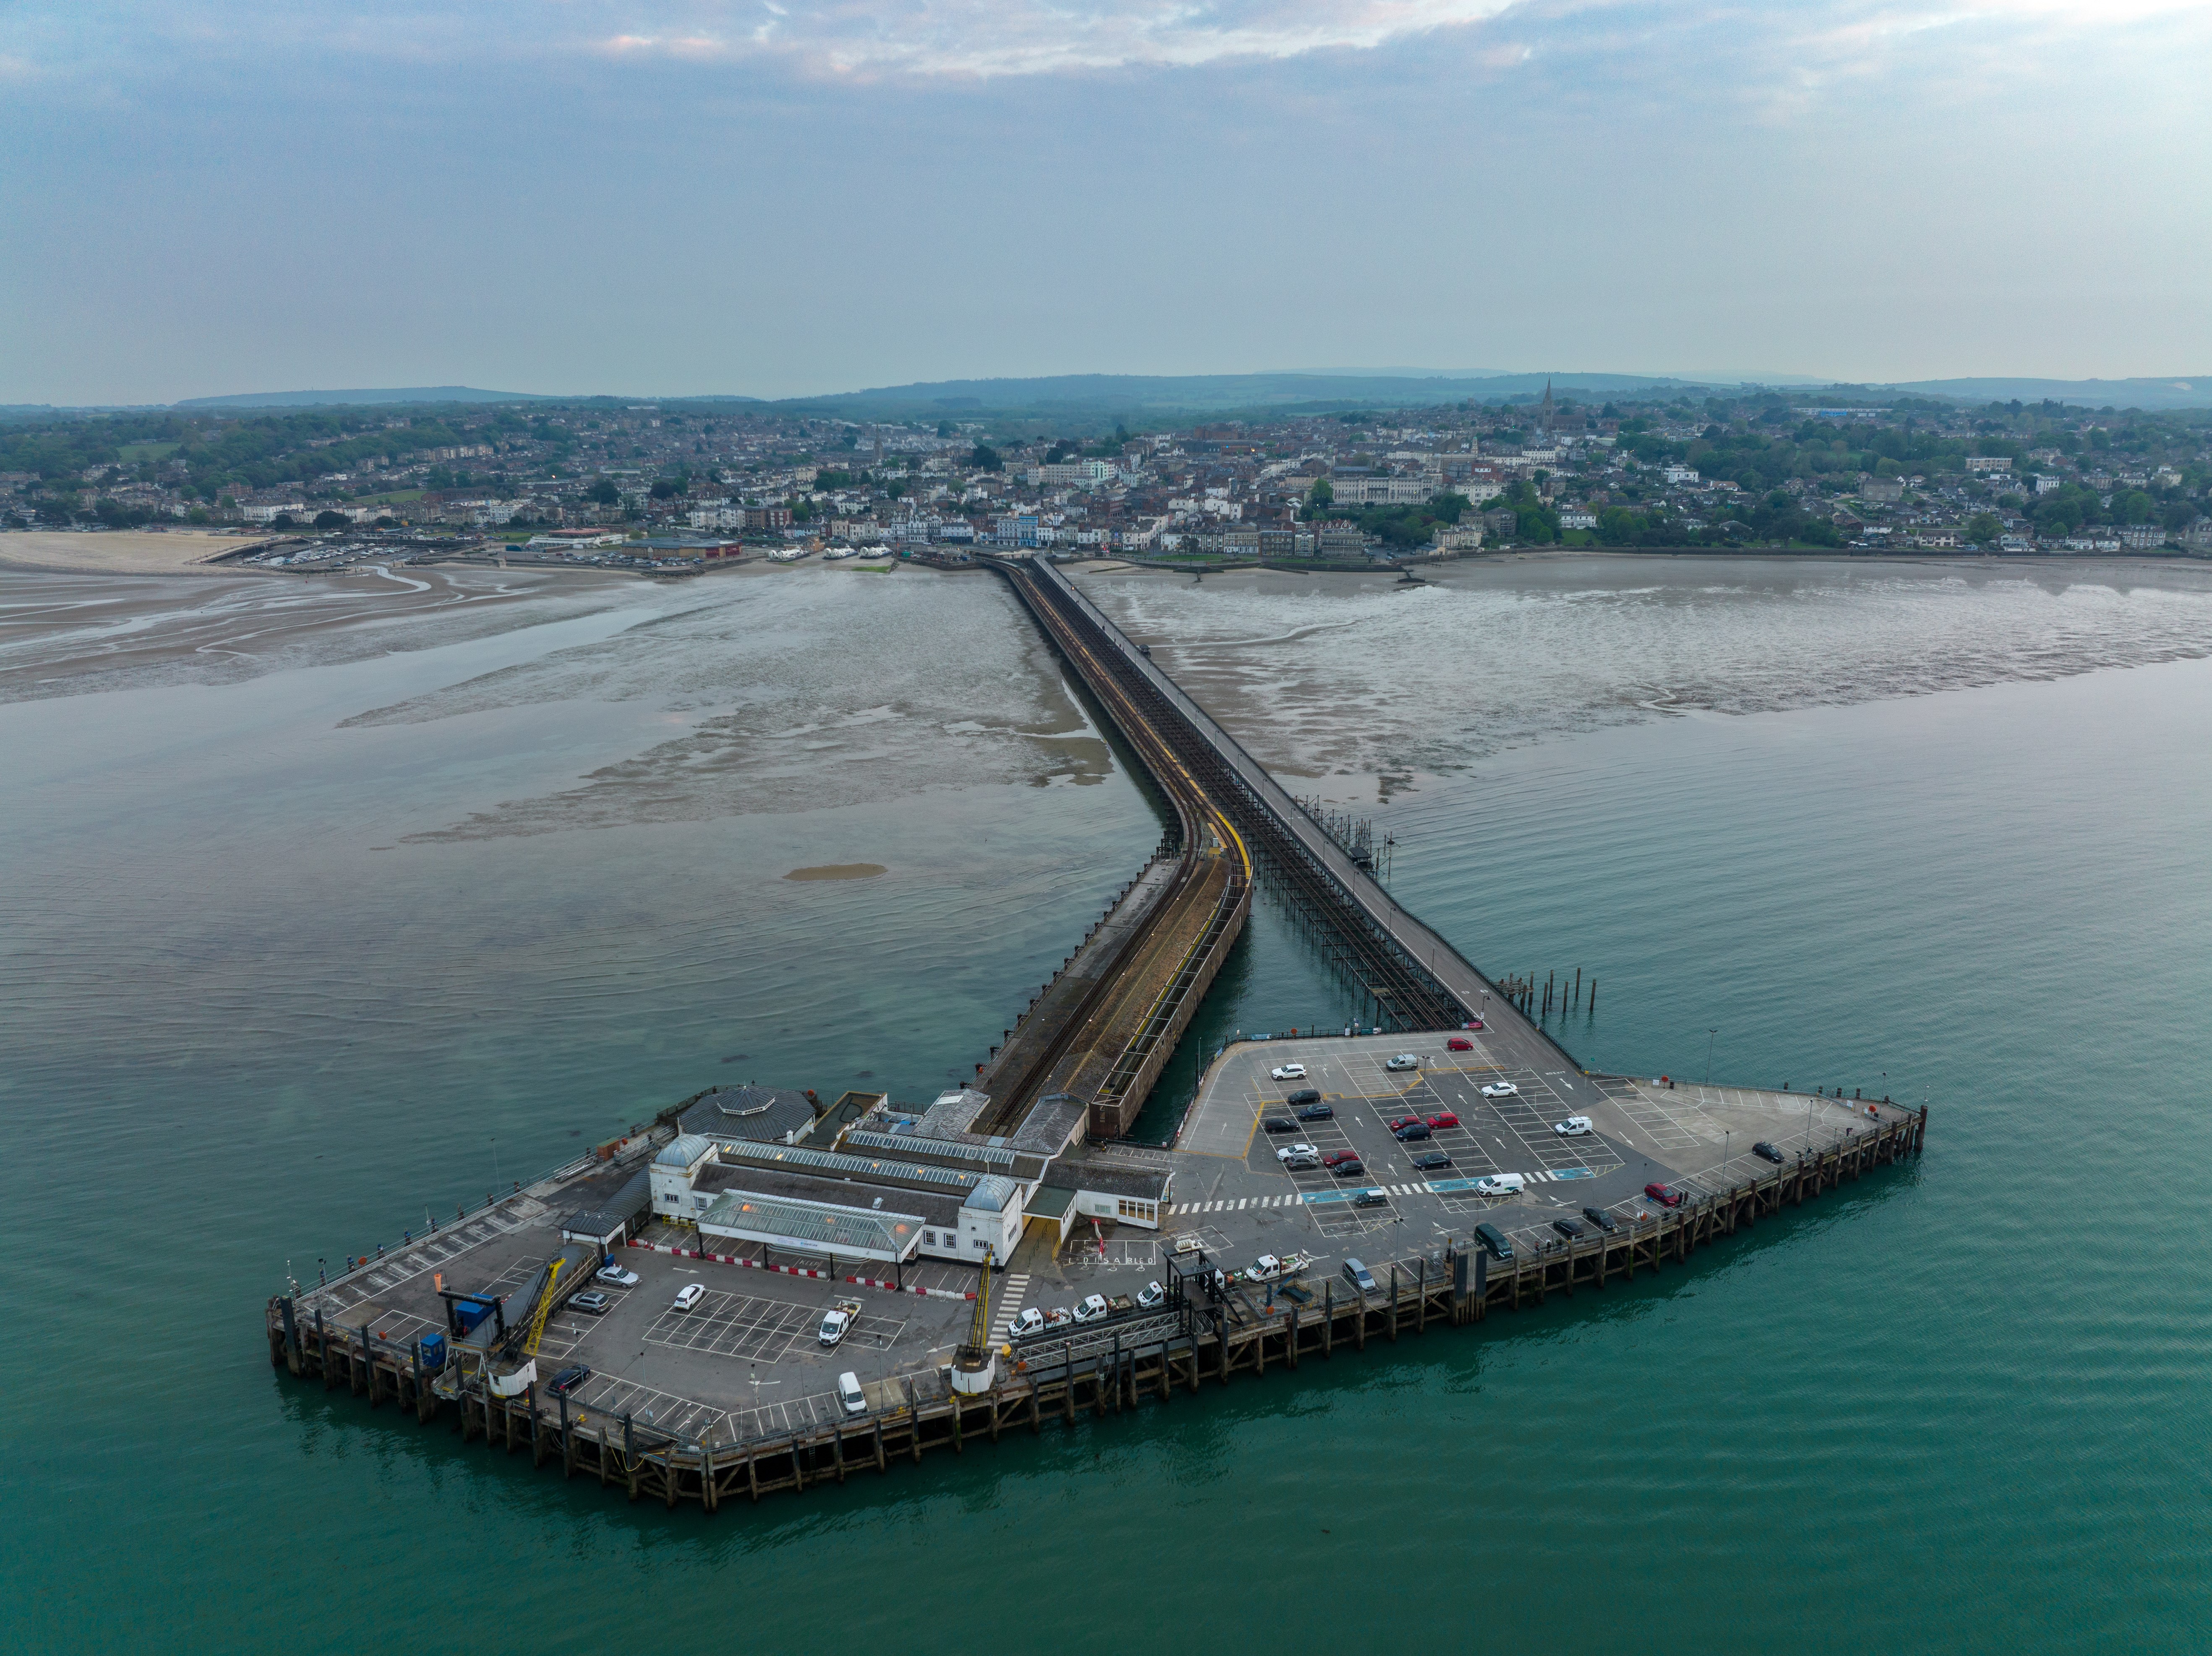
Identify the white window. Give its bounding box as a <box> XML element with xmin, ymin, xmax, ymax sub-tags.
<box><xmin>922</xmin><ymin>1230</ymin><xmax>936</xmax><ymax>1247</ymax></box>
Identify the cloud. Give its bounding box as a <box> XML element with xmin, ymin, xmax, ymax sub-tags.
<box><xmin>583</xmin><ymin>0</ymin><xmax>1524</xmax><ymax>78</ymax></box>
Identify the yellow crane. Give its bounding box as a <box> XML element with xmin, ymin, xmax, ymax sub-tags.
<box><xmin>522</xmin><ymin>1258</ymin><xmax>566</xmax><ymax>1357</ymax></box>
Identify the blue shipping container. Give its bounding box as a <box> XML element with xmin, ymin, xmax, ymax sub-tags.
<box><xmin>453</xmin><ymin>1299</ymin><xmax>492</xmax><ymax>1334</ymax></box>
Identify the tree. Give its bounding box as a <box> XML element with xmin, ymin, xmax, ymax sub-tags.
<box><xmin>313</xmin><ymin>510</ymin><xmax>349</xmax><ymax>531</ymax></box>
<box><xmin>1307</xmin><ymin>478</ymin><xmax>1335</xmax><ymax>510</ymax></box>
<box><xmin>968</xmin><ymin>444</ymin><xmax>1003</xmax><ymax>472</ymax></box>
<box><xmin>587</xmin><ymin>479</ymin><xmax>621</xmax><ymax>505</ymax></box>
<box><xmin>1967</xmin><ymin>512</ymin><xmax>2002</xmax><ymax>544</ymax></box>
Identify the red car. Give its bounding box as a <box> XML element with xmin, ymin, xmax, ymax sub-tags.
<box><xmin>1643</xmin><ymin>1182</ymin><xmax>1684</xmax><ymax>1208</ymax></box>
<box><xmin>1447</xmin><ymin>1037</ymin><xmax>1474</xmax><ymax>1052</ymax></box>
<box><xmin>1388</xmin><ymin>1116</ymin><xmax>1422</xmax><ymax>1133</ymax></box>
<box><xmin>1425</xmin><ymin>1113</ymin><xmax>1459</xmax><ymax>1130</ymax></box>
<box><xmin>1323</xmin><ymin>1149</ymin><xmax>1359</xmax><ymax>1167</ymax></box>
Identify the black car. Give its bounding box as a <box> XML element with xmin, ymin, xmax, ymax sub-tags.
<box><xmin>1753</xmin><ymin>1141</ymin><xmax>1786</xmax><ymax>1164</ymax></box>
<box><xmin>1473</xmin><ymin>1222</ymin><xmax>1513</xmax><ymax>1262</ymax></box>
<box><xmin>1394</xmin><ymin>1122</ymin><xmax>1431</xmax><ymax>1141</ymax></box>
<box><xmin>1332</xmin><ymin>1158</ymin><xmax>1367</xmax><ymax>1177</ymax></box>
<box><xmin>1551</xmin><ymin>1217</ymin><xmax>1585</xmax><ymax>1240</ymax></box>
<box><xmin>1286</xmin><ymin>1088</ymin><xmax>1322</xmax><ymax>1107</ymax></box>
<box><xmin>1296</xmin><ymin>1102</ymin><xmax>1333</xmax><ymax>1121</ymax></box>
<box><xmin>549</xmin><ymin>1364</ymin><xmax>591</xmax><ymax>1396</ymax></box>
<box><xmin>1411</xmin><ymin>1151</ymin><xmax>1453</xmax><ymax>1171</ymax></box>
<box><xmin>1581</xmin><ymin>1206</ymin><xmax>1617</xmax><ymax>1233</ymax></box>
<box><xmin>1352</xmin><ymin>1189</ymin><xmax>1389</xmax><ymax>1208</ymax></box>
<box><xmin>1261</xmin><ymin>1117</ymin><xmax>1297</xmax><ymax>1134</ymax></box>
<box><xmin>569</xmin><ymin>1289</ymin><xmax>612</xmax><ymax>1315</ymax></box>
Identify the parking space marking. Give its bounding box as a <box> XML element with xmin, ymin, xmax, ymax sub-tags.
<box><xmin>569</xmin><ymin>1373</ymin><xmax>730</xmax><ymax>1443</ymax></box>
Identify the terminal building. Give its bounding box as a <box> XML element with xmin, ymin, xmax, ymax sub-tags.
<box><xmin>636</xmin><ymin>1083</ymin><xmax>1173</xmax><ymax>1276</ymax></box>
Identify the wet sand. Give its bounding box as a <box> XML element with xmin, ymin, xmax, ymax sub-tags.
<box><xmin>0</xmin><ymin>530</ymin><xmax>267</xmax><ymax>575</ymax></box>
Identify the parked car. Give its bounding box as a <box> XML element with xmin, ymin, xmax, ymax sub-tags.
<box><xmin>1473</xmin><ymin>1223</ymin><xmax>1514</xmax><ymax>1261</ymax></box>
<box><xmin>1283</xmin><ymin>1152</ymin><xmax>1321</xmax><ymax>1171</ymax></box>
<box><xmin>1137</xmin><ymin>1281</ymin><xmax>1166</xmax><ymax>1309</ymax></box>
<box><xmin>1581</xmin><ymin>1206</ymin><xmax>1618</xmax><ymax>1233</ymax></box>
<box><xmin>1248</xmin><ymin>1255</ymin><xmax>1286</xmax><ymax>1281</ymax></box>
<box><xmin>1323</xmin><ymin>1149</ymin><xmax>1359</xmax><ymax>1166</ymax></box>
<box><xmin>1296</xmin><ymin>1103</ymin><xmax>1334</xmax><ymax>1121</ymax></box>
<box><xmin>1394</xmin><ymin>1122</ymin><xmax>1431</xmax><ymax>1141</ymax></box>
<box><xmin>549</xmin><ymin>1364</ymin><xmax>591</xmax><ymax>1396</ymax></box>
<box><xmin>1262</xmin><ymin>1117</ymin><xmax>1298</xmax><ymax>1134</ymax></box>
<box><xmin>1481</xmin><ymin>1081</ymin><xmax>1519</xmax><ymax>1099</ymax></box>
<box><xmin>1388</xmin><ymin>1115</ymin><xmax>1422</xmax><ymax>1132</ymax></box>
<box><xmin>1331</xmin><ymin>1158</ymin><xmax>1367</xmax><ymax>1178</ymax></box>
<box><xmin>1426</xmin><ymin>1112</ymin><xmax>1459</xmax><ymax>1130</ymax></box>
<box><xmin>1753</xmin><ymin>1141</ymin><xmax>1786</xmax><ymax>1164</ymax></box>
<box><xmin>1341</xmin><ymin>1258</ymin><xmax>1379</xmax><ymax>1293</ymax></box>
<box><xmin>1007</xmin><ymin>1307</ymin><xmax>1045</xmax><ymax>1338</ymax></box>
<box><xmin>1553</xmin><ymin>1115</ymin><xmax>1594</xmax><ymax>1136</ymax></box>
<box><xmin>1471</xmin><ymin>1173</ymin><xmax>1526</xmax><ymax>1198</ymax></box>
<box><xmin>1286</xmin><ymin>1088</ymin><xmax>1321</xmax><ymax>1106</ymax></box>
<box><xmin>671</xmin><ymin>1283</ymin><xmax>706</xmax><ymax>1312</ymax></box>
<box><xmin>1353</xmin><ymin>1189</ymin><xmax>1389</xmax><ymax>1208</ymax></box>
<box><xmin>1411</xmin><ymin>1151</ymin><xmax>1453</xmax><ymax>1171</ymax></box>
<box><xmin>837</xmin><ymin>1371</ymin><xmax>866</xmax><ymax>1416</ymax></box>
<box><xmin>1072</xmin><ymin>1294</ymin><xmax>1110</xmax><ymax>1323</ymax></box>
<box><xmin>1271</xmin><ymin>1063</ymin><xmax>1307</xmax><ymax>1081</ymax></box>
<box><xmin>1644</xmin><ymin>1182</ymin><xmax>1685</xmax><ymax>1208</ymax></box>
<box><xmin>569</xmin><ymin>1290</ymin><xmax>611</xmax><ymax>1315</ymax></box>
<box><xmin>1552</xmin><ymin>1218</ymin><xmax>1585</xmax><ymax>1240</ymax></box>
<box><xmin>1385</xmin><ymin>1054</ymin><xmax>1420</xmax><ymax>1072</ymax></box>
<box><xmin>818</xmin><ymin>1299</ymin><xmax>860</xmax><ymax>1346</ymax></box>
<box><xmin>1447</xmin><ymin>1036</ymin><xmax>1474</xmax><ymax>1052</ymax></box>
<box><xmin>1275</xmin><ymin>1142</ymin><xmax>1318</xmax><ymax>1161</ymax></box>
<box><xmin>595</xmin><ymin>1263</ymin><xmax>639</xmax><ymax>1287</ymax></box>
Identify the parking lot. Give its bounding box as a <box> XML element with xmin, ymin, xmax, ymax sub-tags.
<box><xmin>1041</xmin><ymin>1031</ymin><xmax>1915</xmax><ymax>1298</ymax></box>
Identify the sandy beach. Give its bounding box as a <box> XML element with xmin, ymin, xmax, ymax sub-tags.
<box><xmin>0</xmin><ymin>530</ymin><xmax>268</xmax><ymax>576</ymax></box>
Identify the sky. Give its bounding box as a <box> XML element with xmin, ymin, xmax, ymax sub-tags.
<box><xmin>3</xmin><ymin>0</ymin><xmax>2210</xmax><ymax>405</ymax></box>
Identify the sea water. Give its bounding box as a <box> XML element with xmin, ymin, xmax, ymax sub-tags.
<box><xmin>3</xmin><ymin>556</ymin><xmax>2209</xmax><ymax>1653</ymax></box>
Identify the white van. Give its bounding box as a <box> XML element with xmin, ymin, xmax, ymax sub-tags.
<box><xmin>1471</xmin><ymin>1173</ymin><xmax>1527</xmax><ymax>1198</ymax></box>
<box><xmin>837</xmin><ymin>1372</ymin><xmax>867</xmax><ymax>1416</ymax></box>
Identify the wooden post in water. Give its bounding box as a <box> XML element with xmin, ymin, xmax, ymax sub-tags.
<box><xmin>1323</xmin><ymin>1281</ymin><xmax>1334</xmax><ymax>1357</ymax></box>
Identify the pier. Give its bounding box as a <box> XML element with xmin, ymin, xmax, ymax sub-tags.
<box><xmin>263</xmin><ymin>553</ymin><xmax>1930</xmax><ymax>1508</ymax></box>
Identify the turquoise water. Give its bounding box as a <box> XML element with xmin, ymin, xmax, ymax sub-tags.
<box><xmin>4</xmin><ymin>566</ymin><xmax>2210</xmax><ymax>1653</ymax></box>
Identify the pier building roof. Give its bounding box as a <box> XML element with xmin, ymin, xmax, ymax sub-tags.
<box><xmin>678</xmin><ymin>1085</ymin><xmax>817</xmax><ymax>1146</ymax></box>
<box><xmin>962</xmin><ymin>1174</ymin><xmax>1020</xmax><ymax>1213</ymax></box>
<box><xmin>655</xmin><ymin>1134</ymin><xmax>715</xmax><ymax>1168</ymax></box>
<box><xmin>695</xmin><ymin>1190</ymin><xmax>926</xmax><ymax>1260</ymax></box>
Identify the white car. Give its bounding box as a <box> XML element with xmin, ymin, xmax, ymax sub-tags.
<box><xmin>1553</xmin><ymin>1116</ymin><xmax>1594</xmax><ymax>1137</ymax></box>
<box><xmin>1247</xmin><ymin>1255</ymin><xmax>1285</xmax><ymax>1282</ymax></box>
<box><xmin>594</xmin><ymin>1263</ymin><xmax>639</xmax><ymax>1287</ymax></box>
<box><xmin>1137</xmin><ymin>1280</ymin><xmax>1166</xmax><ymax>1308</ymax></box>
<box><xmin>1071</xmin><ymin>1294</ymin><xmax>1110</xmax><ymax>1323</ymax></box>
<box><xmin>837</xmin><ymin>1371</ymin><xmax>866</xmax><ymax>1416</ymax></box>
<box><xmin>1271</xmin><ymin>1063</ymin><xmax>1307</xmax><ymax>1081</ymax></box>
<box><xmin>1481</xmin><ymin>1081</ymin><xmax>1520</xmax><ymax>1099</ymax></box>
<box><xmin>1385</xmin><ymin>1054</ymin><xmax>1419</xmax><ymax>1072</ymax></box>
<box><xmin>1472</xmin><ymin>1173</ymin><xmax>1527</xmax><ymax>1198</ymax></box>
<box><xmin>818</xmin><ymin>1306</ymin><xmax>854</xmax><ymax>1346</ymax></box>
<box><xmin>1007</xmin><ymin>1307</ymin><xmax>1045</xmax><ymax>1339</ymax></box>
<box><xmin>1275</xmin><ymin>1142</ymin><xmax>1318</xmax><ymax>1162</ymax></box>
<box><xmin>671</xmin><ymin>1282</ymin><xmax>706</xmax><ymax>1312</ymax></box>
